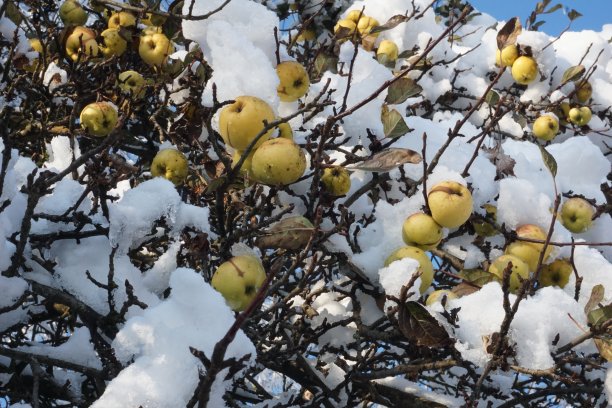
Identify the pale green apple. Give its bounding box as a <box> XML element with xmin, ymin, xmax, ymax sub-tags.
<box><xmin>117</xmin><ymin>70</ymin><xmax>146</xmax><ymax>98</ymax></box>
<box><xmin>511</xmin><ymin>56</ymin><xmax>538</xmax><ymax>85</ymax></box>
<box><xmin>211</xmin><ymin>255</ymin><xmax>267</xmax><ymax>311</ymax></box>
<box><xmin>488</xmin><ymin>254</ymin><xmax>530</xmax><ymax>293</ymax></box>
<box><xmin>402</xmin><ymin>212</ymin><xmax>443</xmax><ymax>250</ymax></box>
<box><xmin>377</xmin><ymin>40</ymin><xmax>399</xmax><ymax>65</ymax></box>
<box><xmin>568</xmin><ymin>106</ymin><xmax>592</xmax><ymax>126</ymax></box>
<box><xmin>574</xmin><ymin>80</ymin><xmax>592</xmax><ymax>103</ymax></box>
<box><xmin>425</xmin><ymin>289</ymin><xmax>458</xmax><ymax>306</ymax></box>
<box><xmin>100</xmin><ymin>28</ymin><xmax>127</xmax><ymax>58</ymax></box>
<box><xmin>384</xmin><ymin>246</ymin><xmax>434</xmax><ymax>294</ymax></box>
<box><xmin>276</xmin><ymin>61</ymin><xmax>310</xmax><ymax>102</ymax></box>
<box><xmin>79</xmin><ymin>102</ymin><xmax>118</xmax><ymax>137</ymax></box>
<box><xmin>560</xmin><ymin>197</ymin><xmax>594</xmax><ymax>233</ymax></box>
<box><xmin>107</xmin><ymin>11</ymin><xmax>136</xmax><ymax>28</ymax></box>
<box><xmin>539</xmin><ymin>259</ymin><xmax>573</xmax><ymax>288</ymax></box>
<box><xmin>251</xmin><ymin>138</ymin><xmax>306</xmax><ymax>186</ymax></box>
<box><xmin>532</xmin><ymin>115</ymin><xmax>559</xmax><ymax>141</ymax></box>
<box><xmin>151</xmin><ymin>148</ymin><xmax>189</xmax><ymax>185</ymax></box>
<box><xmin>276</xmin><ymin>122</ymin><xmax>293</xmax><ymax>140</ymax></box>
<box><xmin>495</xmin><ymin>44</ymin><xmax>518</xmax><ymax>67</ymax></box>
<box><xmin>218</xmin><ymin>96</ymin><xmax>275</xmax><ymax>151</ymax></box>
<box><xmin>59</xmin><ymin>0</ymin><xmax>88</xmax><ymax>26</ymax></box>
<box><xmin>65</xmin><ymin>26</ymin><xmax>99</xmax><ymax>62</ymax></box>
<box><xmin>427</xmin><ymin>181</ymin><xmax>473</xmax><ymax>228</ymax></box>
<box><xmin>321</xmin><ymin>166</ymin><xmax>351</xmax><ymax>196</ymax></box>
<box><xmin>139</xmin><ymin>32</ymin><xmax>174</xmax><ymax>66</ymax></box>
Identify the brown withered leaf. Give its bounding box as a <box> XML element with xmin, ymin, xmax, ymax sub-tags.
<box><xmin>451</xmin><ymin>282</ymin><xmax>479</xmax><ymax>297</ymax></box>
<box><xmin>584</xmin><ymin>284</ymin><xmax>605</xmax><ymax>315</ymax></box>
<box><xmin>369</xmin><ymin>15</ymin><xmax>409</xmax><ymax>34</ymax></box>
<box><xmin>497</xmin><ymin>17</ymin><xmax>522</xmax><ymax>49</ymax></box>
<box><xmin>459</xmin><ymin>268</ymin><xmax>500</xmax><ymax>287</ymax></box>
<box><xmin>398</xmin><ymin>301</ymin><xmax>452</xmax><ymax>347</ymax></box>
<box><xmin>346</xmin><ymin>148</ymin><xmax>421</xmax><ymax>173</ymax></box>
<box><xmin>594</xmin><ymin>336</ymin><xmax>612</xmax><ymax>362</ymax></box>
<box><xmin>255</xmin><ymin>216</ymin><xmax>314</xmax><ymax>250</ymax></box>
<box><xmin>385</xmin><ymin>77</ymin><xmax>423</xmax><ymax>105</ymax></box>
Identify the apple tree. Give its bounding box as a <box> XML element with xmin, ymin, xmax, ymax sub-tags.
<box><xmin>0</xmin><ymin>0</ymin><xmax>611</xmax><ymax>406</ymax></box>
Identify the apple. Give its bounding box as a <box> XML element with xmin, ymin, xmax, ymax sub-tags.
<box><xmin>574</xmin><ymin>80</ymin><xmax>592</xmax><ymax>103</ymax></box>
<box><xmin>251</xmin><ymin>138</ymin><xmax>306</xmax><ymax>186</ymax></box>
<box><xmin>65</xmin><ymin>26</ymin><xmax>99</xmax><ymax>62</ymax></box>
<box><xmin>142</xmin><ymin>12</ymin><xmax>167</xmax><ymax>27</ymax></box>
<box><xmin>21</xmin><ymin>38</ymin><xmax>44</xmax><ymax>72</ymax></box>
<box><xmin>488</xmin><ymin>254</ymin><xmax>530</xmax><ymax>293</ymax></box>
<box><xmin>276</xmin><ymin>61</ymin><xmax>310</xmax><ymax>102</ymax></box>
<box><xmin>107</xmin><ymin>11</ymin><xmax>136</xmax><ymax>29</ymax></box>
<box><xmin>139</xmin><ymin>32</ymin><xmax>174</xmax><ymax>66</ymax></box>
<box><xmin>100</xmin><ymin>28</ymin><xmax>127</xmax><ymax>58</ymax></box>
<box><xmin>296</xmin><ymin>29</ymin><xmax>316</xmax><ymax>42</ymax></box>
<box><xmin>231</xmin><ymin>149</ymin><xmax>255</xmax><ymax>177</ymax></box>
<box><xmin>218</xmin><ymin>96</ymin><xmax>275</xmax><ymax>151</ymax></box>
<box><xmin>401</xmin><ymin>213</ymin><xmax>443</xmax><ymax>250</ymax></box>
<box><xmin>79</xmin><ymin>102</ymin><xmax>118</xmax><ymax>137</ymax></box>
<box><xmin>357</xmin><ymin>16</ymin><xmax>379</xmax><ymax>37</ymax></box>
<box><xmin>427</xmin><ymin>181</ymin><xmax>473</xmax><ymax>228</ymax></box>
<box><xmin>539</xmin><ymin>259</ymin><xmax>573</xmax><ymax>288</ymax></box>
<box><xmin>511</xmin><ymin>56</ymin><xmax>538</xmax><ymax>85</ymax></box>
<box><xmin>334</xmin><ymin>19</ymin><xmax>357</xmax><ymax>40</ymax></box>
<box><xmin>150</xmin><ymin>148</ymin><xmax>188</xmax><ymax>185</ymax></box>
<box><xmin>505</xmin><ymin>224</ymin><xmax>552</xmax><ymax>271</ymax></box>
<box><xmin>532</xmin><ymin>114</ymin><xmax>559</xmax><ymax>141</ymax></box>
<box><xmin>211</xmin><ymin>255</ymin><xmax>266</xmax><ymax>311</ymax></box>
<box><xmin>568</xmin><ymin>106</ymin><xmax>592</xmax><ymax>126</ymax></box>
<box><xmin>425</xmin><ymin>289</ymin><xmax>458</xmax><ymax>306</ymax></box>
<box><xmin>117</xmin><ymin>70</ymin><xmax>146</xmax><ymax>98</ymax></box>
<box><xmin>346</xmin><ymin>10</ymin><xmax>363</xmax><ymax>23</ymax></box>
<box><xmin>276</xmin><ymin>122</ymin><xmax>293</xmax><ymax>140</ymax></box>
<box><xmin>377</xmin><ymin>40</ymin><xmax>399</xmax><ymax>65</ymax></box>
<box><xmin>384</xmin><ymin>246</ymin><xmax>434</xmax><ymax>294</ymax></box>
<box><xmin>321</xmin><ymin>166</ymin><xmax>351</xmax><ymax>196</ymax></box>
<box><xmin>560</xmin><ymin>197</ymin><xmax>594</xmax><ymax>233</ymax></box>
<box><xmin>495</xmin><ymin>44</ymin><xmax>518</xmax><ymax>67</ymax></box>
<box><xmin>59</xmin><ymin>0</ymin><xmax>88</xmax><ymax>26</ymax></box>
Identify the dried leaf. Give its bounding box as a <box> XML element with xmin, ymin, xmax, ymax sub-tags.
<box><xmin>369</xmin><ymin>15</ymin><xmax>409</xmax><ymax>34</ymax></box>
<box><xmin>587</xmin><ymin>304</ymin><xmax>612</xmax><ymax>328</ymax></box>
<box><xmin>381</xmin><ymin>105</ymin><xmax>411</xmax><ymax>138</ymax></box>
<box><xmin>567</xmin><ymin>9</ymin><xmax>582</xmax><ymax>22</ymax></box>
<box><xmin>385</xmin><ymin>77</ymin><xmax>422</xmax><ymax>105</ymax></box>
<box><xmin>560</xmin><ymin>65</ymin><xmax>585</xmax><ymax>85</ymax></box>
<box><xmin>398</xmin><ymin>301</ymin><xmax>452</xmax><ymax>347</ymax></box>
<box><xmin>361</xmin><ymin>35</ymin><xmax>377</xmax><ymax>52</ymax></box>
<box><xmin>451</xmin><ymin>282</ymin><xmax>480</xmax><ymax>297</ymax></box>
<box><xmin>494</xmin><ymin>151</ymin><xmax>516</xmax><ymax>178</ymax></box>
<box><xmin>497</xmin><ymin>17</ymin><xmax>522</xmax><ymax>49</ymax></box>
<box><xmin>6</xmin><ymin>1</ymin><xmax>22</xmax><ymax>25</ymax></box>
<box><xmin>594</xmin><ymin>336</ymin><xmax>612</xmax><ymax>361</ymax></box>
<box><xmin>205</xmin><ymin>175</ymin><xmax>227</xmax><ymax>193</ymax></box>
<box><xmin>346</xmin><ymin>148</ymin><xmax>421</xmax><ymax>173</ymax></box>
<box><xmin>314</xmin><ymin>53</ymin><xmax>337</xmax><ymax>76</ymax></box>
<box><xmin>543</xmin><ymin>4</ymin><xmax>563</xmax><ymax>14</ymax></box>
<box><xmin>397</xmin><ymin>49</ymin><xmax>416</xmax><ymax>59</ymax></box>
<box><xmin>538</xmin><ymin>145</ymin><xmax>557</xmax><ymax>178</ymax></box>
<box><xmin>255</xmin><ymin>216</ymin><xmax>314</xmax><ymax>250</ymax></box>
<box><xmin>459</xmin><ymin>268</ymin><xmax>500</xmax><ymax>287</ymax></box>
<box><xmin>585</xmin><ymin>284</ymin><xmax>605</xmax><ymax>315</ymax></box>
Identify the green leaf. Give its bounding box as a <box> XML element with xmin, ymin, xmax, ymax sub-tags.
<box><xmin>497</xmin><ymin>17</ymin><xmax>522</xmax><ymax>49</ymax></box>
<box><xmin>459</xmin><ymin>268</ymin><xmax>501</xmax><ymax>287</ymax></box>
<box><xmin>560</xmin><ymin>65</ymin><xmax>585</xmax><ymax>85</ymax></box>
<box><xmin>381</xmin><ymin>105</ymin><xmax>411</xmax><ymax>138</ymax></box>
<box><xmin>538</xmin><ymin>145</ymin><xmax>557</xmax><ymax>178</ymax></box>
<box><xmin>485</xmin><ymin>90</ymin><xmax>500</xmax><ymax>106</ymax></box>
<box><xmin>314</xmin><ymin>53</ymin><xmax>338</xmax><ymax>77</ymax></box>
<box><xmin>543</xmin><ymin>4</ymin><xmax>563</xmax><ymax>14</ymax></box>
<box><xmin>587</xmin><ymin>304</ymin><xmax>612</xmax><ymax>327</ymax></box>
<box><xmin>398</xmin><ymin>301</ymin><xmax>452</xmax><ymax>347</ymax></box>
<box><xmin>369</xmin><ymin>15</ymin><xmax>409</xmax><ymax>34</ymax></box>
<box><xmin>255</xmin><ymin>216</ymin><xmax>315</xmax><ymax>250</ymax></box>
<box><xmin>594</xmin><ymin>336</ymin><xmax>612</xmax><ymax>361</ymax></box>
<box><xmin>346</xmin><ymin>148</ymin><xmax>421</xmax><ymax>173</ymax></box>
<box><xmin>584</xmin><ymin>284</ymin><xmax>605</xmax><ymax>315</ymax></box>
<box><xmin>397</xmin><ymin>49</ymin><xmax>416</xmax><ymax>59</ymax></box>
<box><xmin>385</xmin><ymin>77</ymin><xmax>422</xmax><ymax>105</ymax></box>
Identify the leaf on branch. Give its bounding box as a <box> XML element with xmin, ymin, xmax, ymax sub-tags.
<box><xmin>543</xmin><ymin>4</ymin><xmax>563</xmax><ymax>14</ymax></box>
<box><xmin>451</xmin><ymin>282</ymin><xmax>479</xmax><ymax>297</ymax></box>
<box><xmin>398</xmin><ymin>49</ymin><xmax>416</xmax><ymax>59</ymax></box>
<box><xmin>587</xmin><ymin>304</ymin><xmax>612</xmax><ymax>328</ymax></box>
<box><xmin>369</xmin><ymin>15</ymin><xmax>409</xmax><ymax>34</ymax></box>
<box><xmin>459</xmin><ymin>268</ymin><xmax>500</xmax><ymax>287</ymax></box>
<box><xmin>567</xmin><ymin>9</ymin><xmax>582</xmax><ymax>22</ymax></box>
<box><xmin>346</xmin><ymin>148</ymin><xmax>422</xmax><ymax>173</ymax></box>
<box><xmin>255</xmin><ymin>216</ymin><xmax>314</xmax><ymax>250</ymax></box>
<box><xmin>398</xmin><ymin>301</ymin><xmax>452</xmax><ymax>347</ymax></box>
<box><xmin>594</xmin><ymin>336</ymin><xmax>612</xmax><ymax>362</ymax></box>
<box><xmin>314</xmin><ymin>53</ymin><xmax>338</xmax><ymax>77</ymax></box>
<box><xmin>560</xmin><ymin>65</ymin><xmax>585</xmax><ymax>85</ymax></box>
<box><xmin>385</xmin><ymin>77</ymin><xmax>423</xmax><ymax>105</ymax></box>
<box><xmin>485</xmin><ymin>90</ymin><xmax>500</xmax><ymax>106</ymax></box>
<box><xmin>381</xmin><ymin>105</ymin><xmax>411</xmax><ymax>138</ymax></box>
<box><xmin>584</xmin><ymin>284</ymin><xmax>605</xmax><ymax>315</ymax></box>
<box><xmin>497</xmin><ymin>17</ymin><xmax>522</xmax><ymax>49</ymax></box>
<box><xmin>538</xmin><ymin>145</ymin><xmax>557</xmax><ymax>178</ymax></box>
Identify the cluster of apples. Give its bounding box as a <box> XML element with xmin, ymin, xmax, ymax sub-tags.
<box><xmin>383</xmin><ymin>181</ymin><xmax>473</xmax><ymax>304</ymax></box>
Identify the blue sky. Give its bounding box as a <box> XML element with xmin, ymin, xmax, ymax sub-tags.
<box><xmin>468</xmin><ymin>0</ymin><xmax>612</xmax><ymax>35</ymax></box>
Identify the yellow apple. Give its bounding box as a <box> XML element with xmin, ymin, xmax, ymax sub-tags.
<box><xmin>560</xmin><ymin>197</ymin><xmax>594</xmax><ymax>233</ymax></box>
<box><xmin>65</xmin><ymin>26</ymin><xmax>99</xmax><ymax>62</ymax></box>
<box><xmin>505</xmin><ymin>224</ymin><xmax>552</xmax><ymax>270</ymax></box>
<box><xmin>539</xmin><ymin>259</ymin><xmax>573</xmax><ymax>288</ymax></box>
<box><xmin>276</xmin><ymin>61</ymin><xmax>310</xmax><ymax>102</ymax></box>
<box><xmin>427</xmin><ymin>181</ymin><xmax>473</xmax><ymax>228</ymax></box>
<box><xmin>568</xmin><ymin>106</ymin><xmax>592</xmax><ymax>126</ymax></box>
<box><xmin>251</xmin><ymin>138</ymin><xmax>306</xmax><ymax>186</ymax></box>
<box><xmin>59</xmin><ymin>0</ymin><xmax>88</xmax><ymax>26</ymax></box>
<box><xmin>384</xmin><ymin>246</ymin><xmax>434</xmax><ymax>294</ymax></box>
<box><xmin>425</xmin><ymin>289</ymin><xmax>458</xmax><ymax>306</ymax></box>
<box><xmin>511</xmin><ymin>56</ymin><xmax>538</xmax><ymax>85</ymax></box>
<box><xmin>231</xmin><ymin>149</ymin><xmax>255</xmax><ymax>177</ymax></box>
<box><xmin>296</xmin><ymin>29</ymin><xmax>316</xmax><ymax>42</ymax></box>
<box><xmin>276</xmin><ymin>122</ymin><xmax>293</xmax><ymax>140</ymax></box>
<box><xmin>488</xmin><ymin>254</ymin><xmax>530</xmax><ymax>293</ymax></box>
<box><xmin>402</xmin><ymin>213</ymin><xmax>443</xmax><ymax>250</ymax></box>
<box><xmin>100</xmin><ymin>28</ymin><xmax>127</xmax><ymax>58</ymax></box>
<box><xmin>107</xmin><ymin>11</ymin><xmax>136</xmax><ymax>28</ymax></box>
<box><xmin>211</xmin><ymin>255</ymin><xmax>267</xmax><ymax>311</ymax></box>
<box><xmin>334</xmin><ymin>19</ymin><xmax>357</xmax><ymax>40</ymax></box>
<box><xmin>357</xmin><ymin>16</ymin><xmax>379</xmax><ymax>37</ymax></box>
<box><xmin>151</xmin><ymin>148</ymin><xmax>188</xmax><ymax>185</ymax></box>
<box><xmin>139</xmin><ymin>32</ymin><xmax>174</xmax><ymax>66</ymax></box>
<box><xmin>495</xmin><ymin>44</ymin><xmax>519</xmax><ymax>67</ymax></box>
<box><xmin>21</xmin><ymin>38</ymin><xmax>44</xmax><ymax>72</ymax></box>
<box><xmin>505</xmin><ymin>242</ymin><xmax>542</xmax><ymax>271</ymax></box>
<box><xmin>346</xmin><ymin>10</ymin><xmax>363</xmax><ymax>23</ymax></box>
<box><xmin>321</xmin><ymin>166</ymin><xmax>351</xmax><ymax>196</ymax></box>
<box><xmin>574</xmin><ymin>80</ymin><xmax>592</xmax><ymax>103</ymax></box>
<box><xmin>79</xmin><ymin>101</ymin><xmax>118</xmax><ymax>137</ymax></box>
<box><xmin>532</xmin><ymin>115</ymin><xmax>559</xmax><ymax>141</ymax></box>
<box><xmin>117</xmin><ymin>70</ymin><xmax>146</xmax><ymax>98</ymax></box>
<box><xmin>377</xmin><ymin>40</ymin><xmax>399</xmax><ymax>65</ymax></box>
<box><xmin>218</xmin><ymin>96</ymin><xmax>276</xmax><ymax>151</ymax></box>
